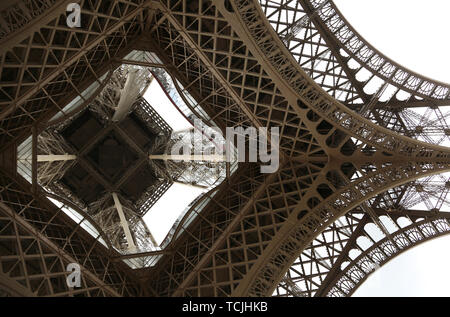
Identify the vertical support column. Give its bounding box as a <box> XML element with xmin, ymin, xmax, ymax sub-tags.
<box><xmin>112</xmin><ymin>70</ymin><xmax>138</xmax><ymax>122</ymax></box>
<box><xmin>37</xmin><ymin>155</ymin><xmax>77</xmax><ymax>162</ymax></box>
<box><xmin>112</xmin><ymin>193</ymin><xmax>137</xmax><ymax>253</ymax></box>
<box><xmin>112</xmin><ymin>67</ymin><xmax>152</xmax><ymax>122</ymax></box>
<box><xmin>31</xmin><ymin>125</ymin><xmax>37</xmax><ymax>194</ymax></box>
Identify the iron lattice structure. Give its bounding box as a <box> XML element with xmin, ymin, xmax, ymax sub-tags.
<box><xmin>0</xmin><ymin>0</ymin><xmax>449</xmax><ymax>297</ymax></box>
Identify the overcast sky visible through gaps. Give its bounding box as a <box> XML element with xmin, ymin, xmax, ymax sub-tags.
<box><xmin>143</xmin><ymin>0</ymin><xmax>450</xmax><ymax>296</ymax></box>
<box><xmin>333</xmin><ymin>0</ymin><xmax>450</xmax><ymax>297</ymax></box>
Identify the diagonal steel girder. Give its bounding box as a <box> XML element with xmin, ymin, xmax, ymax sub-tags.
<box><xmin>137</xmin><ymin>0</ymin><xmax>450</xmax><ymax>297</ymax></box>
<box><xmin>1</xmin><ymin>0</ymin><xmax>450</xmax><ymax>297</ymax></box>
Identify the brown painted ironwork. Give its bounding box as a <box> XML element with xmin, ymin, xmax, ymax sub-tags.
<box><xmin>1</xmin><ymin>0</ymin><xmax>450</xmax><ymax>297</ymax></box>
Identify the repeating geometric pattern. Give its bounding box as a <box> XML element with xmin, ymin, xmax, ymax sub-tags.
<box><xmin>0</xmin><ymin>0</ymin><xmax>450</xmax><ymax>297</ymax></box>
<box><xmin>0</xmin><ymin>171</ymin><xmax>141</xmax><ymax>296</ymax></box>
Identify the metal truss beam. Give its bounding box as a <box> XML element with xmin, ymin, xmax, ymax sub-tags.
<box><xmin>2</xmin><ymin>0</ymin><xmax>450</xmax><ymax>298</ymax></box>
<box><xmin>0</xmin><ymin>169</ymin><xmax>142</xmax><ymax>296</ymax></box>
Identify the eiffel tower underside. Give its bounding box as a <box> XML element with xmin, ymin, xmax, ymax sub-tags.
<box><xmin>0</xmin><ymin>0</ymin><xmax>449</xmax><ymax>297</ymax></box>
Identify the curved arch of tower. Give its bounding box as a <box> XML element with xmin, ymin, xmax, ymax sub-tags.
<box><xmin>0</xmin><ymin>0</ymin><xmax>449</xmax><ymax>297</ymax></box>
